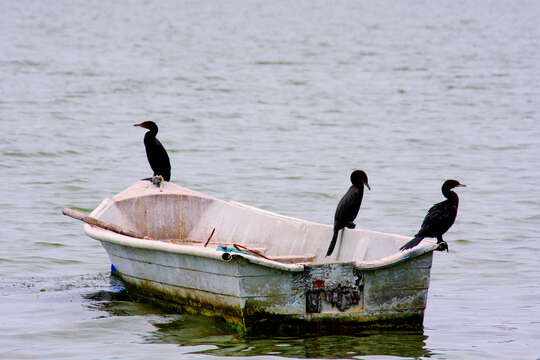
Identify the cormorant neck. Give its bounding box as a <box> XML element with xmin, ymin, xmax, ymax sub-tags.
<box><xmin>146</xmin><ymin>127</ymin><xmax>158</xmax><ymax>137</ymax></box>
<box><xmin>353</xmin><ymin>183</ymin><xmax>365</xmax><ymax>192</ymax></box>
<box><xmin>443</xmin><ymin>188</ymin><xmax>459</xmax><ymax>204</ymax></box>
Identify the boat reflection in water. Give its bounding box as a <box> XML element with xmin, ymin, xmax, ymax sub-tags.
<box><xmin>84</xmin><ymin>283</ymin><xmax>431</xmax><ymax>359</ymax></box>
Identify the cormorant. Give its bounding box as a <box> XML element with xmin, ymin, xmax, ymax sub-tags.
<box><xmin>400</xmin><ymin>179</ymin><xmax>466</xmax><ymax>251</ymax></box>
<box><xmin>134</xmin><ymin>121</ymin><xmax>171</xmax><ymax>182</ymax></box>
<box><xmin>326</xmin><ymin>170</ymin><xmax>370</xmax><ymax>257</ymax></box>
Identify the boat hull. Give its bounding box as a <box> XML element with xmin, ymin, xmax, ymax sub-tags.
<box><xmin>99</xmin><ymin>239</ymin><xmax>432</xmax><ymax>333</ymax></box>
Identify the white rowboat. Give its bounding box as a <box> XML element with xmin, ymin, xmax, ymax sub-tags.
<box><xmin>81</xmin><ymin>181</ymin><xmax>438</xmax><ymax>333</ymax></box>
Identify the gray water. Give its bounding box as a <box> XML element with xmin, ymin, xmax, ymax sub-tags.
<box><xmin>1</xmin><ymin>0</ymin><xmax>539</xmax><ymax>358</ymax></box>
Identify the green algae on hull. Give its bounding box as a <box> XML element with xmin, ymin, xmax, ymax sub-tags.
<box><xmin>117</xmin><ymin>271</ymin><xmax>424</xmax><ymax>335</ymax></box>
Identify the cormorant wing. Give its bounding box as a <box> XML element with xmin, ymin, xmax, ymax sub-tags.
<box><xmin>146</xmin><ymin>137</ymin><xmax>171</xmax><ymax>177</ymax></box>
<box><xmin>417</xmin><ymin>200</ymin><xmax>457</xmax><ymax>237</ymax></box>
<box><xmin>334</xmin><ymin>186</ymin><xmax>362</xmax><ymax>226</ymax></box>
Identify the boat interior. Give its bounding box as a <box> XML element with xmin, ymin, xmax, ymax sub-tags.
<box><xmin>93</xmin><ymin>182</ymin><xmax>412</xmax><ymax>265</ymax></box>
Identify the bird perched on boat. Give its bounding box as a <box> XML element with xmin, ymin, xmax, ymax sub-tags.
<box><xmin>326</xmin><ymin>170</ymin><xmax>370</xmax><ymax>257</ymax></box>
<box><xmin>400</xmin><ymin>179</ymin><xmax>466</xmax><ymax>252</ymax></box>
<box><xmin>134</xmin><ymin>121</ymin><xmax>171</xmax><ymax>182</ymax></box>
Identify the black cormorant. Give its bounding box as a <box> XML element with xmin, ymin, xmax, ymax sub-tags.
<box><xmin>400</xmin><ymin>179</ymin><xmax>466</xmax><ymax>251</ymax></box>
<box><xmin>134</xmin><ymin>121</ymin><xmax>171</xmax><ymax>182</ymax></box>
<box><xmin>326</xmin><ymin>170</ymin><xmax>370</xmax><ymax>257</ymax></box>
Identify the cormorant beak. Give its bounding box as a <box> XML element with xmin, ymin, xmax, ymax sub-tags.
<box><xmin>364</xmin><ymin>182</ymin><xmax>371</xmax><ymax>191</ymax></box>
<box><xmin>134</xmin><ymin>123</ymin><xmax>146</xmax><ymax>128</ymax></box>
<box><xmin>457</xmin><ymin>184</ymin><xmax>467</xmax><ymax>188</ymax></box>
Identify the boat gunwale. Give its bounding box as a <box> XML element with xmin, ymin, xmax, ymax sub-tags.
<box><xmin>84</xmin><ymin>223</ymin><xmax>438</xmax><ymax>272</ymax></box>
<box><xmin>84</xmin><ymin>223</ymin><xmax>305</xmax><ymax>272</ymax></box>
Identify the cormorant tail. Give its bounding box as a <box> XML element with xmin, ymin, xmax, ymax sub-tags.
<box><xmin>399</xmin><ymin>236</ymin><xmax>424</xmax><ymax>251</ymax></box>
<box><xmin>326</xmin><ymin>228</ymin><xmax>340</xmax><ymax>257</ymax></box>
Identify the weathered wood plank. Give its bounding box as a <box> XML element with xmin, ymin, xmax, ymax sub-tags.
<box><xmin>62</xmin><ymin>207</ymin><xmax>145</xmax><ymax>239</ymax></box>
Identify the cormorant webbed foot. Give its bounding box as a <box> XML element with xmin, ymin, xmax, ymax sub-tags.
<box><xmin>436</xmin><ymin>241</ymin><xmax>449</xmax><ymax>252</ymax></box>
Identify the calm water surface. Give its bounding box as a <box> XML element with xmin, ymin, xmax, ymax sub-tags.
<box><xmin>1</xmin><ymin>0</ymin><xmax>539</xmax><ymax>359</ymax></box>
